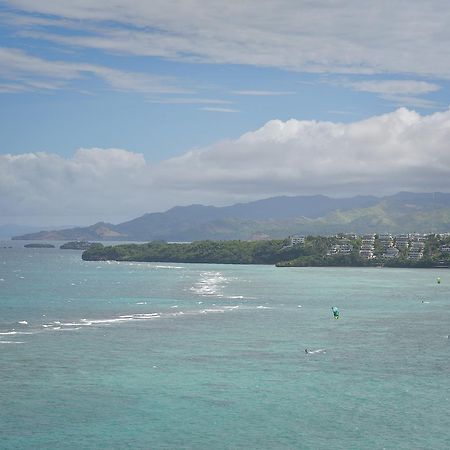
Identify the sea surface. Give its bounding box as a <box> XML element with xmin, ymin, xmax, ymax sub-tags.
<box><xmin>0</xmin><ymin>240</ymin><xmax>449</xmax><ymax>449</ymax></box>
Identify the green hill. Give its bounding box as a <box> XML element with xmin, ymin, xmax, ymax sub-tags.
<box><xmin>12</xmin><ymin>192</ymin><xmax>450</xmax><ymax>241</ymax></box>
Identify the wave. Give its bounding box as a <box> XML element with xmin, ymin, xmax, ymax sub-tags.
<box><xmin>0</xmin><ymin>331</ymin><xmax>33</xmax><ymax>335</ymax></box>
<box><xmin>8</xmin><ymin>301</ymin><xmax>262</xmax><ymax>339</ymax></box>
<box><xmin>305</xmin><ymin>348</ymin><xmax>326</xmax><ymax>355</ymax></box>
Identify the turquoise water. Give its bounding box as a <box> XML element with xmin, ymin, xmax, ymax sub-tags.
<box><xmin>1</xmin><ymin>241</ymin><xmax>449</xmax><ymax>449</ymax></box>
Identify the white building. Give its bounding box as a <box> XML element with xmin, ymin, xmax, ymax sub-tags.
<box><xmin>289</xmin><ymin>235</ymin><xmax>305</xmax><ymax>246</ymax></box>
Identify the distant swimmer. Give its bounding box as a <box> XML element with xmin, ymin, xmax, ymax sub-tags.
<box><xmin>305</xmin><ymin>348</ymin><xmax>309</xmax><ymax>354</ymax></box>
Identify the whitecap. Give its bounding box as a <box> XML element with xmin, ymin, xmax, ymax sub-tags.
<box><xmin>256</xmin><ymin>305</ymin><xmax>271</xmax><ymax>309</ymax></box>
<box><xmin>18</xmin><ymin>320</ymin><xmax>28</xmax><ymax>325</ymax></box>
<box><xmin>306</xmin><ymin>348</ymin><xmax>326</xmax><ymax>355</ymax></box>
<box><xmin>130</xmin><ymin>313</ymin><xmax>160</xmax><ymax>319</ymax></box>
<box><xmin>0</xmin><ymin>341</ymin><xmax>25</xmax><ymax>344</ymax></box>
<box><xmin>136</xmin><ymin>302</ymin><xmax>147</xmax><ymax>305</ymax></box>
<box><xmin>0</xmin><ymin>331</ymin><xmax>32</xmax><ymax>335</ymax></box>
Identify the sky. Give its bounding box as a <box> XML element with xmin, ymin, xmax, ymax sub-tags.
<box><xmin>2</xmin><ymin>0</ymin><xmax>450</xmax><ymax>226</ymax></box>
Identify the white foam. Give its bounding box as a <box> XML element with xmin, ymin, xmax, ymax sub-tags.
<box><xmin>228</xmin><ymin>295</ymin><xmax>244</xmax><ymax>299</ymax></box>
<box><xmin>128</xmin><ymin>313</ymin><xmax>160</xmax><ymax>319</ymax></box>
<box><xmin>0</xmin><ymin>331</ymin><xmax>32</xmax><ymax>335</ymax></box>
<box><xmin>18</xmin><ymin>320</ymin><xmax>28</xmax><ymax>325</ymax></box>
<box><xmin>256</xmin><ymin>305</ymin><xmax>272</xmax><ymax>309</ymax></box>
<box><xmin>88</xmin><ymin>318</ymin><xmax>132</xmax><ymax>324</ymax></box>
<box><xmin>306</xmin><ymin>348</ymin><xmax>326</xmax><ymax>354</ymax></box>
<box><xmin>136</xmin><ymin>302</ymin><xmax>147</xmax><ymax>305</ymax></box>
<box><xmin>0</xmin><ymin>340</ymin><xmax>25</xmax><ymax>344</ymax></box>
<box><xmin>224</xmin><ymin>305</ymin><xmax>240</xmax><ymax>309</ymax></box>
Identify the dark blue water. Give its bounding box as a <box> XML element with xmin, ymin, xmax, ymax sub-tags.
<box><xmin>1</xmin><ymin>241</ymin><xmax>449</xmax><ymax>449</ymax></box>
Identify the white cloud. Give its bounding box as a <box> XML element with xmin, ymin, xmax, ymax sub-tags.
<box><xmin>148</xmin><ymin>97</ymin><xmax>233</xmax><ymax>105</ymax></box>
<box><xmin>2</xmin><ymin>108</ymin><xmax>450</xmax><ymax>225</ymax></box>
<box><xmin>4</xmin><ymin>1</ymin><xmax>450</xmax><ymax>78</ymax></box>
<box><xmin>0</xmin><ymin>47</ymin><xmax>189</xmax><ymax>93</ymax></box>
<box><xmin>231</xmin><ymin>90</ymin><xmax>294</xmax><ymax>96</ymax></box>
<box><xmin>199</xmin><ymin>107</ymin><xmax>238</xmax><ymax>113</ymax></box>
<box><xmin>350</xmin><ymin>80</ymin><xmax>440</xmax><ymax>96</ymax></box>
<box><xmin>348</xmin><ymin>79</ymin><xmax>441</xmax><ymax>108</ymax></box>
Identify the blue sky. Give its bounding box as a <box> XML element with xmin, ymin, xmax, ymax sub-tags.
<box><xmin>2</xmin><ymin>1</ymin><xmax>450</xmax><ymax>226</ymax></box>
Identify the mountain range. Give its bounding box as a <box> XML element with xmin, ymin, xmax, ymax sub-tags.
<box><xmin>11</xmin><ymin>192</ymin><xmax>450</xmax><ymax>241</ymax></box>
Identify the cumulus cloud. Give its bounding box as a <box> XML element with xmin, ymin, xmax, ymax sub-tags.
<box><xmin>2</xmin><ymin>108</ymin><xmax>450</xmax><ymax>225</ymax></box>
<box><xmin>0</xmin><ymin>148</ymin><xmax>153</xmax><ymax>224</ymax></box>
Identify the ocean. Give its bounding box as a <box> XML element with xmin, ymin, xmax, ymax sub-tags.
<box><xmin>1</xmin><ymin>240</ymin><xmax>449</xmax><ymax>449</ymax></box>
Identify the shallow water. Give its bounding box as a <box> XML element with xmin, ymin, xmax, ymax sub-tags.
<box><xmin>1</xmin><ymin>241</ymin><xmax>449</xmax><ymax>449</ymax></box>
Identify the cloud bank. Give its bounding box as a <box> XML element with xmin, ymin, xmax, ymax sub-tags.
<box><xmin>2</xmin><ymin>108</ymin><xmax>450</xmax><ymax>225</ymax></box>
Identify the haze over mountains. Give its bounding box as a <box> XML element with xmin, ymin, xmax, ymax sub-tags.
<box><xmin>11</xmin><ymin>192</ymin><xmax>450</xmax><ymax>241</ymax></box>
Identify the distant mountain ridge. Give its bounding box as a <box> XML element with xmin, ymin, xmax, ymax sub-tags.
<box><xmin>11</xmin><ymin>192</ymin><xmax>450</xmax><ymax>241</ymax></box>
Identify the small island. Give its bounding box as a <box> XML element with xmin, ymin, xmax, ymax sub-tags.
<box><xmin>24</xmin><ymin>243</ymin><xmax>55</xmax><ymax>248</ymax></box>
<box><xmin>81</xmin><ymin>233</ymin><xmax>450</xmax><ymax>268</ymax></box>
<box><xmin>60</xmin><ymin>241</ymin><xmax>97</xmax><ymax>250</ymax></box>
